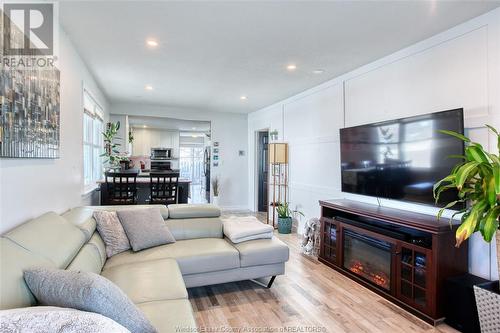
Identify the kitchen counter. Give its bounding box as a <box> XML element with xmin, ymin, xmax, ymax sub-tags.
<box><xmin>96</xmin><ymin>169</ymin><xmax>191</xmax><ymax>183</ymax></box>
<box><xmin>97</xmin><ymin>169</ymin><xmax>191</xmax><ymax>204</ymax></box>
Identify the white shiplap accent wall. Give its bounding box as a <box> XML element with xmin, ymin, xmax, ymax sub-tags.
<box><xmin>283</xmin><ymin>83</ymin><xmax>344</xmax><ymax>221</ymax></box>
<box><xmin>247</xmin><ymin>7</ymin><xmax>500</xmax><ymax>280</ymax></box>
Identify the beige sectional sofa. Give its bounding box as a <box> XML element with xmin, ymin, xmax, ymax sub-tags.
<box><xmin>0</xmin><ymin>204</ymin><xmax>289</xmax><ymax>332</ymax></box>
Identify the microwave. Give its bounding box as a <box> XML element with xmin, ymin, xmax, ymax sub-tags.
<box><xmin>151</xmin><ymin>148</ymin><xmax>172</xmax><ymax>160</ymax></box>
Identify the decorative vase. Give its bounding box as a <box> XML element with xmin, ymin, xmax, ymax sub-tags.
<box><xmin>497</xmin><ymin>234</ymin><xmax>500</xmax><ymax>290</ymax></box>
<box><xmin>473</xmin><ymin>235</ymin><xmax>500</xmax><ymax>332</ymax></box>
<box><xmin>278</xmin><ymin>217</ymin><xmax>292</xmax><ymax>234</ymax></box>
<box><xmin>212</xmin><ymin>196</ymin><xmax>220</xmax><ymax>206</ymax></box>
<box><xmin>474</xmin><ymin>281</ymin><xmax>500</xmax><ymax>332</ymax></box>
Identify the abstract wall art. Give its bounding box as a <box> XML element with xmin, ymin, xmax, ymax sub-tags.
<box><xmin>0</xmin><ymin>67</ymin><xmax>61</xmax><ymax>158</ymax></box>
<box><xmin>0</xmin><ymin>6</ymin><xmax>61</xmax><ymax>159</ymax></box>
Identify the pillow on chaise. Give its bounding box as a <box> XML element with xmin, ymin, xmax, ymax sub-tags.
<box><xmin>93</xmin><ymin>210</ymin><xmax>131</xmax><ymax>257</ymax></box>
<box><xmin>117</xmin><ymin>207</ymin><xmax>175</xmax><ymax>251</ymax></box>
<box><xmin>24</xmin><ymin>267</ymin><xmax>157</xmax><ymax>333</ymax></box>
<box><xmin>0</xmin><ymin>306</ymin><xmax>131</xmax><ymax>333</ymax></box>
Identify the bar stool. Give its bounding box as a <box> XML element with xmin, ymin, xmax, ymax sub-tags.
<box><xmin>149</xmin><ymin>172</ymin><xmax>179</xmax><ymax>206</ymax></box>
<box><xmin>105</xmin><ymin>171</ymin><xmax>138</xmax><ymax>205</ymax></box>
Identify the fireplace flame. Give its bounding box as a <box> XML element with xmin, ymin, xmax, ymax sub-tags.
<box><xmin>348</xmin><ymin>260</ymin><xmax>389</xmax><ymax>289</ymax></box>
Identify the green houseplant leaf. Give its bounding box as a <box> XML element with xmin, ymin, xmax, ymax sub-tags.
<box><xmin>480</xmin><ymin>206</ymin><xmax>500</xmax><ymax>242</ymax></box>
<box><xmin>438</xmin><ymin>129</ymin><xmax>471</xmax><ymax>142</ymax></box>
<box><xmin>435</xmin><ymin>125</ymin><xmax>500</xmax><ymax>247</ymax></box>
<box><xmin>102</xmin><ymin>121</ymin><xmax>124</xmax><ymax>169</ymax></box>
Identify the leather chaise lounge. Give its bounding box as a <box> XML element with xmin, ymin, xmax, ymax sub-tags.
<box><xmin>0</xmin><ymin>204</ymin><xmax>290</xmax><ymax>332</ymax></box>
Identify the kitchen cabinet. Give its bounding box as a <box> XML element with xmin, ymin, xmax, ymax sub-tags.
<box><xmin>131</xmin><ymin>128</ymin><xmax>179</xmax><ymax>157</ymax></box>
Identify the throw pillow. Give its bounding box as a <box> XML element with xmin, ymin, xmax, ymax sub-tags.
<box><xmin>93</xmin><ymin>210</ymin><xmax>131</xmax><ymax>257</ymax></box>
<box><xmin>0</xmin><ymin>306</ymin><xmax>131</xmax><ymax>333</ymax></box>
<box><xmin>117</xmin><ymin>207</ymin><xmax>175</xmax><ymax>251</ymax></box>
<box><xmin>24</xmin><ymin>267</ymin><xmax>157</xmax><ymax>333</ymax></box>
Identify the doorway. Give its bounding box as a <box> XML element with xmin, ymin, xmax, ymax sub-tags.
<box><xmin>257</xmin><ymin>130</ymin><xmax>269</xmax><ymax>212</ymax></box>
<box><xmin>179</xmin><ymin>132</ymin><xmax>210</xmax><ymax>204</ymax></box>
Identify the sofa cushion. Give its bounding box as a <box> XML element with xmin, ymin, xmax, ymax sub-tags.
<box><xmin>167</xmin><ymin>217</ymin><xmax>223</xmax><ymax>240</ymax></box>
<box><xmin>0</xmin><ymin>306</ymin><xmax>131</xmax><ymax>333</ymax></box>
<box><xmin>88</xmin><ymin>232</ymin><xmax>107</xmax><ymax>266</ymax></box>
<box><xmin>67</xmin><ymin>243</ymin><xmax>104</xmax><ymax>274</ymax></box>
<box><xmin>23</xmin><ymin>267</ymin><xmax>156</xmax><ymax>333</ymax></box>
<box><xmin>62</xmin><ymin>207</ymin><xmax>96</xmax><ymax>242</ymax></box>
<box><xmin>3</xmin><ymin>212</ymin><xmax>86</xmax><ymax>269</ymax></box>
<box><xmin>137</xmin><ymin>299</ymin><xmax>197</xmax><ymax>333</ymax></box>
<box><xmin>89</xmin><ymin>205</ymin><xmax>169</xmax><ymax>219</ymax></box>
<box><xmin>104</xmin><ymin>238</ymin><xmax>240</xmax><ymax>275</ymax></box>
<box><xmin>231</xmin><ymin>237</ymin><xmax>289</xmax><ymax>267</ymax></box>
<box><xmin>168</xmin><ymin>204</ymin><xmax>221</xmax><ymax>219</ymax></box>
<box><xmin>101</xmin><ymin>258</ymin><xmax>187</xmax><ymax>303</ymax></box>
<box><xmin>117</xmin><ymin>208</ymin><xmax>176</xmax><ymax>251</ymax></box>
<box><xmin>0</xmin><ymin>238</ymin><xmax>56</xmax><ymax>310</ymax></box>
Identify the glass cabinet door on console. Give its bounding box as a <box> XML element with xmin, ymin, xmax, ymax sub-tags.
<box><xmin>320</xmin><ymin>218</ymin><xmax>338</xmax><ymax>265</ymax></box>
<box><xmin>396</xmin><ymin>243</ymin><xmax>432</xmax><ymax>312</ymax></box>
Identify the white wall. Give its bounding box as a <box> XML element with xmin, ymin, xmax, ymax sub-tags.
<box><xmin>248</xmin><ymin>8</ymin><xmax>500</xmax><ymax>280</ymax></box>
<box><xmin>0</xmin><ymin>29</ymin><xmax>109</xmax><ymax>234</ymax></box>
<box><xmin>111</xmin><ymin>103</ymin><xmax>248</xmax><ymax>209</ymax></box>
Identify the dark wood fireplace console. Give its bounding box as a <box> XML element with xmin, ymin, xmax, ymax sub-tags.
<box><xmin>318</xmin><ymin>199</ymin><xmax>468</xmax><ymax>325</ymax></box>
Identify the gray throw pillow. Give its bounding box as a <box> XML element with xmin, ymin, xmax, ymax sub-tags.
<box><xmin>0</xmin><ymin>306</ymin><xmax>131</xmax><ymax>333</ymax></box>
<box><xmin>93</xmin><ymin>210</ymin><xmax>131</xmax><ymax>258</ymax></box>
<box><xmin>24</xmin><ymin>267</ymin><xmax>157</xmax><ymax>333</ymax></box>
<box><xmin>117</xmin><ymin>207</ymin><xmax>175</xmax><ymax>251</ymax></box>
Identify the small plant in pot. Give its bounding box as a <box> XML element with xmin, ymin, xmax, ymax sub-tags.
<box><xmin>276</xmin><ymin>202</ymin><xmax>304</xmax><ymax>234</ymax></box>
<box><xmin>434</xmin><ymin>125</ymin><xmax>499</xmax><ymax>331</ymax></box>
<box><xmin>211</xmin><ymin>176</ymin><xmax>220</xmax><ymax>206</ymax></box>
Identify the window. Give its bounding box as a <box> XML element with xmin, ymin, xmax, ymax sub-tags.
<box><xmin>179</xmin><ymin>146</ymin><xmax>204</xmax><ymax>185</ymax></box>
<box><xmin>83</xmin><ymin>90</ymin><xmax>104</xmax><ymax>191</ymax></box>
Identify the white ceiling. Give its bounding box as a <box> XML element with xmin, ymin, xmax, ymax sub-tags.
<box><xmin>60</xmin><ymin>1</ymin><xmax>500</xmax><ymax>114</ymax></box>
<box><xmin>128</xmin><ymin>115</ymin><xmax>211</xmax><ymax>132</ymax></box>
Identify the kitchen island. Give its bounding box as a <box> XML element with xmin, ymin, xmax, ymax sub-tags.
<box><xmin>97</xmin><ymin>170</ymin><xmax>191</xmax><ymax>205</ymax></box>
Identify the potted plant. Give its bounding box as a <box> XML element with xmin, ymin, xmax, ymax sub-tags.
<box><xmin>101</xmin><ymin>121</ymin><xmax>125</xmax><ymax>171</ymax></box>
<box><xmin>275</xmin><ymin>202</ymin><xmax>304</xmax><ymax>234</ymax></box>
<box><xmin>128</xmin><ymin>128</ymin><xmax>134</xmax><ymax>144</ymax></box>
<box><xmin>434</xmin><ymin>125</ymin><xmax>499</xmax><ymax>331</ymax></box>
<box><xmin>212</xmin><ymin>176</ymin><xmax>220</xmax><ymax>206</ymax></box>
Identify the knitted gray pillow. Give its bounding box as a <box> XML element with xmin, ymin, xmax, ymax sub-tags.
<box><xmin>93</xmin><ymin>210</ymin><xmax>131</xmax><ymax>258</ymax></box>
<box><xmin>0</xmin><ymin>306</ymin><xmax>131</xmax><ymax>333</ymax></box>
<box><xmin>24</xmin><ymin>267</ymin><xmax>156</xmax><ymax>333</ymax></box>
<box><xmin>117</xmin><ymin>207</ymin><xmax>175</xmax><ymax>251</ymax></box>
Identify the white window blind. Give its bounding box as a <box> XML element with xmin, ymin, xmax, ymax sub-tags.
<box><xmin>83</xmin><ymin>90</ymin><xmax>104</xmax><ymax>190</ymax></box>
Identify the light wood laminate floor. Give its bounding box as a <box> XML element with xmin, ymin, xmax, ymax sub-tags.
<box><xmin>188</xmin><ymin>211</ymin><xmax>459</xmax><ymax>333</ymax></box>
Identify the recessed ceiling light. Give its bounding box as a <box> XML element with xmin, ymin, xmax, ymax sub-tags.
<box><xmin>143</xmin><ymin>125</ymin><xmax>147</xmax><ymax>128</ymax></box>
<box><xmin>146</xmin><ymin>39</ymin><xmax>158</xmax><ymax>47</ymax></box>
<box><xmin>286</xmin><ymin>64</ymin><xmax>297</xmax><ymax>71</ymax></box>
<box><xmin>240</xmin><ymin>96</ymin><xmax>248</xmax><ymax>100</ymax></box>
<box><xmin>145</xmin><ymin>85</ymin><xmax>153</xmax><ymax>91</ymax></box>
<box><xmin>313</xmin><ymin>69</ymin><xmax>325</xmax><ymax>74</ymax></box>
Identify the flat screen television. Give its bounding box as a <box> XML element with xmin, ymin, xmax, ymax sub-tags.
<box><xmin>340</xmin><ymin>109</ymin><xmax>464</xmax><ymax>207</ymax></box>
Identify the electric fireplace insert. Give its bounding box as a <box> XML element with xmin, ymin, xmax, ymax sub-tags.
<box><xmin>343</xmin><ymin>229</ymin><xmax>392</xmax><ymax>291</ymax></box>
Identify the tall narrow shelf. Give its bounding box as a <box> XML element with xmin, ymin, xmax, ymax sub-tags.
<box><xmin>268</xmin><ymin>143</ymin><xmax>288</xmax><ymax>228</ymax></box>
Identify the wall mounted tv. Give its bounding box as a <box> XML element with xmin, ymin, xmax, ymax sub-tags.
<box><xmin>340</xmin><ymin>109</ymin><xmax>464</xmax><ymax>207</ymax></box>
